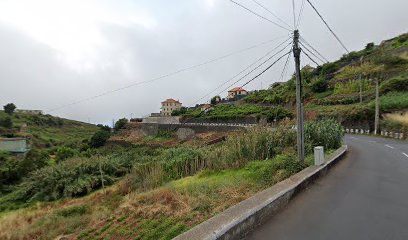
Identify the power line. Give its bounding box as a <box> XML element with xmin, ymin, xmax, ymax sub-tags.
<box><xmin>192</xmin><ymin>38</ymin><xmax>293</xmax><ymax>105</ymax></box>
<box><xmin>299</xmin><ymin>41</ymin><xmax>326</xmax><ymax>64</ymax></box>
<box><xmin>292</xmin><ymin>0</ymin><xmax>296</xmax><ymax>28</ymax></box>
<box><xmin>241</xmin><ymin>50</ymin><xmax>291</xmax><ymax>88</ymax></box>
<box><xmin>251</xmin><ymin>0</ymin><xmax>292</xmax><ymax>30</ymax></box>
<box><xmin>229</xmin><ymin>0</ymin><xmax>292</xmax><ymax>31</ymax></box>
<box><xmin>301</xmin><ymin>48</ymin><xmax>320</xmax><ymax>66</ymax></box>
<box><xmin>306</xmin><ymin>0</ymin><xmax>350</xmax><ymax>53</ymax></box>
<box><xmin>213</xmin><ymin>42</ymin><xmax>292</xmax><ymax>99</ymax></box>
<box><xmin>192</xmin><ymin>37</ymin><xmax>292</xmax><ymax>105</ymax></box>
<box><xmin>280</xmin><ymin>48</ymin><xmax>292</xmax><ymax>82</ymax></box>
<box><xmin>299</xmin><ymin>36</ymin><xmax>329</xmax><ymax>62</ymax></box>
<box><xmin>46</xmin><ymin>36</ymin><xmax>288</xmax><ymax>113</ymax></box>
<box><xmin>296</xmin><ymin>0</ymin><xmax>306</xmax><ymax>29</ymax></box>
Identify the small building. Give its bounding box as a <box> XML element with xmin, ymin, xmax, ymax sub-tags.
<box><xmin>200</xmin><ymin>104</ymin><xmax>212</xmax><ymax>112</ymax></box>
<box><xmin>228</xmin><ymin>87</ymin><xmax>248</xmax><ymax>100</ymax></box>
<box><xmin>0</xmin><ymin>138</ymin><xmax>29</xmax><ymax>153</ymax></box>
<box><xmin>161</xmin><ymin>99</ymin><xmax>182</xmax><ymax>116</ymax></box>
<box><xmin>16</xmin><ymin>109</ymin><xmax>43</xmax><ymax>115</ymax></box>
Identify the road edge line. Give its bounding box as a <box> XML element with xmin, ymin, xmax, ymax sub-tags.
<box><xmin>173</xmin><ymin>145</ymin><xmax>348</xmax><ymax>240</ymax></box>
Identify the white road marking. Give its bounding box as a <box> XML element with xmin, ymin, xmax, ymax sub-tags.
<box><xmin>403</xmin><ymin>152</ymin><xmax>408</xmax><ymax>158</ymax></box>
<box><xmin>385</xmin><ymin>144</ymin><xmax>395</xmax><ymax>149</ymax></box>
<box><xmin>350</xmin><ymin>137</ymin><xmax>358</xmax><ymax>140</ymax></box>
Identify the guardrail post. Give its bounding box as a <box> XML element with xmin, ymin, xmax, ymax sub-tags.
<box><xmin>314</xmin><ymin>146</ymin><xmax>325</xmax><ymax>166</ymax></box>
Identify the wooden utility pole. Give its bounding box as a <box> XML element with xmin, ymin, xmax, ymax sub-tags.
<box><xmin>293</xmin><ymin>30</ymin><xmax>305</xmax><ymax>163</ymax></box>
<box><xmin>374</xmin><ymin>77</ymin><xmax>380</xmax><ymax>135</ymax></box>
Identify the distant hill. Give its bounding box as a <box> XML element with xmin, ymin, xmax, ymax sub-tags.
<box><xmin>0</xmin><ymin>110</ymin><xmax>98</xmax><ymax>149</ymax></box>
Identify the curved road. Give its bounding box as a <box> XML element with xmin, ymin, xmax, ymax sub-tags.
<box><xmin>247</xmin><ymin>135</ymin><xmax>408</xmax><ymax>240</ymax></box>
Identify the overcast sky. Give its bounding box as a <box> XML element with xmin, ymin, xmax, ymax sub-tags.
<box><xmin>0</xmin><ymin>0</ymin><xmax>407</xmax><ymax>124</ymax></box>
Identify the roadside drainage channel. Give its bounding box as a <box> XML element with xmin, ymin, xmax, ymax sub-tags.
<box><xmin>173</xmin><ymin>145</ymin><xmax>348</xmax><ymax>240</ymax></box>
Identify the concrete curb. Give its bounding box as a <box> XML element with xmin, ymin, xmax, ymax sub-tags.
<box><xmin>174</xmin><ymin>145</ymin><xmax>348</xmax><ymax>240</ymax></box>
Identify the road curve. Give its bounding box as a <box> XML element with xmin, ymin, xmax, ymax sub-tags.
<box><xmin>246</xmin><ymin>135</ymin><xmax>408</xmax><ymax>240</ymax></box>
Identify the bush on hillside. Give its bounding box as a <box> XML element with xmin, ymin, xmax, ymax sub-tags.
<box><xmin>56</xmin><ymin>147</ymin><xmax>78</xmax><ymax>162</ymax></box>
<box><xmin>310</xmin><ymin>78</ymin><xmax>328</xmax><ymax>93</ymax></box>
<box><xmin>90</xmin><ymin>130</ymin><xmax>110</xmax><ymax>148</ymax></box>
<box><xmin>380</xmin><ymin>76</ymin><xmax>408</xmax><ymax>94</ymax></box>
<box><xmin>304</xmin><ymin>119</ymin><xmax>344</xmax><ymax>153</ymax></box>
<box><xmin>0</xmin><ymin>116</ymin><xmax>13</xmax><ymax>129</ymax></box>
<box><xmin>114</xmin><ymin>118</ymin><xmax>128</xmax><ymax>131</ymax></box>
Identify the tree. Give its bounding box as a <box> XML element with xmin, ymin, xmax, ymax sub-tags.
<box><xmin>365</xmin><ymin>42</ymin><xmax>375</xmax><ymax>51</ymax></box>
<box><xmin>311</xmin><ymin>78</ymin><xmax>328</xmax><ymax>93</ymax></box>
<box><xmin>114</xmin><ymin>118</ymin><xmax>128</xmax><ymax>131</ymax></box>
<box><xmin>97</xmin><ymin>124</ymin><xmax>111</xmax><ymax>132</ymax></box>
<box><xmin>210</xmin><ymin>96</ymin><xmax>220</xmax><ymax>105</ymax></box>
<box><xmin>3</xmin><ymin>103</ymin><xmax>16</xmax><ymax>115</ymax></box>
<box><xmin>0</xmin><ymin>116</ymin><xmax>13</xmax><ymax>129</ymax></box>
<box><xmin>90</xmin><ymin>130</ymin><xmax>110</xmax><ymax>148</ymax></box>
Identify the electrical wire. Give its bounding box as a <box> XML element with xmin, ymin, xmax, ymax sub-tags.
<box><xmin>301</xmin><ymin>48</ymin><xmax>320</xmax><ymax>66</ymax></box>
<box><xmin>192</xmin><ymin>37</ymin><xmax>293</xmax><ymax>105</ymax></box>
<box><xmin>306</xmin><ymin>0</ymin><xmax>350</xmax><ymax>53</ymax></box>
<box><xmin>279</xmin><ymin>48</ymin><xmax>292</xmax><ymax>82</ymax></box>
<box><xmin>46</xmin><ymin>36</ymin><xmax>288</xmax><ymax>113</ymax></box>
<box><xmin>229</xmin><ymin>0</ymin><xmax>292</xmax><ymax>31</ymax></box>
<box><xmin>192</xmin><ymin>38</ymin><xmax>293</xmax><ymax>105</ymax></box>
<box><xmin>292</xmin><ymin>0</ymin><xmax>297</xmax><ymax>29</ymax></box>
<box><xmin>213</xmin><ymin>43</ymin><xmax>292</xmax><ymax>98</ymax></box>
<box><xmin>299</xmin><ymin>36</ymin><xmax>329</xmax><ymax>63</ymax></box>
<box><xmin>241</xmin><ymin>50</ymin><xmax>292</xmax><ymax>88</ymax></box>
<box><xmin>299</xmin><ymin>42</ymin><xmax>325</xmax><ymax>64</ymax></box>
<box><xmin>296</xmin><ymin>0</ymin><xmax>306</xmax><ymax>29</ymax></box>
<box><xmin>251</xmin><ymin>0</ymin><xmax>292</xmax><ymax>30</ymax></box>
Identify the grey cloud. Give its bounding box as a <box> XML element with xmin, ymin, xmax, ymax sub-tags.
<box><xmin>1</xmin><ymin>0</ymin><xmax>407</xmax><ymax>124</ymax></box>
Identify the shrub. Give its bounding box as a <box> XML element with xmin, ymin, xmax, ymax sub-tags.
<box><xmin>114</xmin><ymin>118</ymin><xmax>128</xmax><ymax>131</ymax></box>
<box><xmin>304</xmin><ymin>119</ymin><xmax>344</xmax><ymax>153</ymax></box>
<box><xmin>56</xmin><ymin>147</ymin><xmax>78</xmax><ymax>162</ymax></box>
<box><xmin>171</xmin><ymin>107</ymin><xmax>187</xmax><ymax>116</ymax></box>
<box><xmin>3</xmin><ymin>103</ymin><xmax>16</xmax><ymax>115</ymax></box>
<box><xmin>55</xmin><ymin>205</ymin><xmax>89</xmax><ymax>217</ymax></box>
<box><xmin>0</xmin><ymin>116</ymin><xmax>13</xmax><ymax>129</ymax></box>
<box><xmin>380</xmin><ymin>75</ymin><xmax>408</xmax><ymax>94</ymax></box>
<box><xmin>310</xmin><ymin>78</ymin><xmax>328</xmax><ymax>93</ymax></box>
<box><xmin>90</xmin><ymin>130</ymin><xmax>110</xmax><ymax>148</ymax></box>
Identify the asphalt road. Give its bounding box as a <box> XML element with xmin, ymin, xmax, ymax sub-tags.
<box><xmin>247</xmin><ymin>135</ymin><xmax>408</xmax><ymax>240</ymax></box>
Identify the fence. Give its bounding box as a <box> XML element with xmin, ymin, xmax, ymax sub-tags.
<box><xmin>345</xmin><ymin>128</ymin><xmax>406</xmax><ymax>140</ymax></box>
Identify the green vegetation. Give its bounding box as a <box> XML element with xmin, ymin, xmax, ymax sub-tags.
<box><xmin>380</xmin><ymin>75</ymin><xmax>408</xmax><ymax>93</ymax></box>
<box><xmin>90</xmin><ymin>129</ymin><xmax>111</xmax><ymax>148</ymax></box>
<box><xmin>0</xmin><ymin>119</ymin><xmax>343</xmax><ymax>240</ymax></box>
<box><xmin>114</xmin><ymin>118</ymin><xmax>129</xmax><ymax>131</ymax></box>
<box><xmin>184</xmin><ymin>104</ymin><xmax>293</xmax><ymax>122</ymax></box>
<box><xmin>3</xmin><ymin>103</ymin><xmax>16</xmax><ymax>115</ymax></box>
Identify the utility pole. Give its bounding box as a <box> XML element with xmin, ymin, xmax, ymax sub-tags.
<box><xmin>359</xmin><ymin>56</ymin><xmax>364</xmax><ymax>104</ymax></box>
<box><xmin>374</xmin><ymin>77</ymin><xmax>380</xmax><ymax>135</ymax></box>
<box><xmin>293</xmin><ymin>30</ymin><xmax>305</xmax><ymax>163</ymax></box>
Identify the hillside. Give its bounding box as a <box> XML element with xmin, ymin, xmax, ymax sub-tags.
<box><xmin>0</xmin><ymin>110</ymin><xmax>98</xmax><ymax>149</ymax></box>
<box><xmin>185</xmin><ymin>32</ymin><xmax>408</xmax><ymax>131</ymax></box>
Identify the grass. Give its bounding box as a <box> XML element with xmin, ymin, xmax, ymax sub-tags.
<box><xmin>369</xmin><ymin>92</ymin><xmax>408</xmax><ymax>112</ymax></box>
<box><xmin>0</xmin><ymin>111</ymin><xmax>98</xmax><ymax>148</ymax></box>
<box><xmin>0</xmin><ymin>153</ymin><xmax>304</xmax><ymax>240</ymax></box>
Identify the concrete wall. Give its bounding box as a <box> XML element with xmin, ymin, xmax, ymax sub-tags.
<box><xmin>140</xmin><ymin>123</ymin><xmax>245</xmax><ymax>138</ymax></box>
<box><xmin>0</xmin><ymin>138</ymin><xmax>27</xmax><ymax>152</ymax></box>
<box><xmin>185</xmin><ymin>117</ymin><xmax>258</xmax><ymax>125</ymax></box>
<box><xmin>142</xmin><ymin>116</ymin><xmax>181</xmax><ymax>124</ymax></box>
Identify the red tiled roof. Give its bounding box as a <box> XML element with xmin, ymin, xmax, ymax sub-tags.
<box><xmin>228</xmin><ymin>87</ymin><xmax>247</xmax><ymax>92</ymax></box>
<box><xmin>161</xmin><ymin>98</ymin><xmax>180</xmax><ymax>103</ymax></box>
